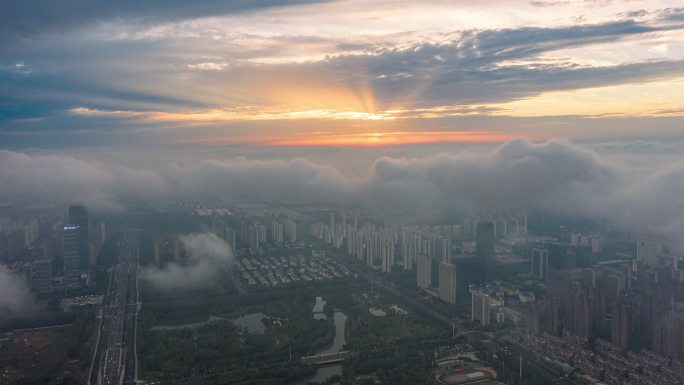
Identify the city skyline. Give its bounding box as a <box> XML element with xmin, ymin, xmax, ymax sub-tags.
<box><xmin>3</xmin><ymin>2</ymin><xmax>684</xmax><ymax>385</ymax></box>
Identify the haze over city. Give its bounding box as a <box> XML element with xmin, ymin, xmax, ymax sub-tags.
<box><xmin>2</xmin><ymin>1</ymin><xmax>684</xmax><ymax>385</ymax></box>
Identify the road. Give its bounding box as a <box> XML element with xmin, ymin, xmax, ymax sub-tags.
<box><xmin>93</xmin><ymin>228</ymin><xmax>140</xmax><ymax>385</ymax></box>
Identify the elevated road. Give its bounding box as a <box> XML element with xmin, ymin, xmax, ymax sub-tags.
<box><xmin>94</xmin><ymin>228</ymin><xmax>140</xmax><ymax>385</ymax></box>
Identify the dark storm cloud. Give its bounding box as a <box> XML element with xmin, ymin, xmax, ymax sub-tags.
<box><xmin>0</xmin><ymin>0</ymin><xmax>330</xmax><ymax>38</ymax></box>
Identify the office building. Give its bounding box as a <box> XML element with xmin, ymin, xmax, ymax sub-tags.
<box><xmin>68</xmin><ymin>204</ymin><xmax>90</xmax><ymax>271</ymax></box>
<box><xmin>63</xmin><ymin>225</ymin><xmax>81</xmax><ymax>289</ymax></box>
<box><xmin>32</xmin><ymin>258</ymin><xmax>53</xmax><ymax>295</ymax></box>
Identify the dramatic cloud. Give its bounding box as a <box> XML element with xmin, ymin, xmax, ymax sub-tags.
<box><xmin>364</xmin><ymin>139</ymin><xmax>618</xmax><ymax>217</ymax></box>
<box><xmin>606</xmin><ymin>161</ymin><xmax>684</xmax><ymax>246</ymax></box>
<box><xmin>0</xmin><ymin>150</ymin><xmax>168</xmax><ymax>211</ymax></box>
<box><xmin>0</xmin><ymin>0</ymin><xmax>330</xmax><ymax>38</ymax></box>
<box><xmin>2</xmin><ymin>1</ymin><xmax>684</xmax><ymax>146</ymax></box>
<box><xmin>2</xmin><ymin>139</ymin><xmax>684</xmax><ymax>248</ymax></box>
<box><xmin>140</xmin><ymin>232</ymin><xmax>234</xmax><ymax>289</ymax></box>
<box><xmin>0</xmin><ymin>266</ymin><xmax>35</xmax><ymax>316</ymax></box>
<box><xmin>164</xmin><ymin>157</ymin><xmax>353</xmax><ymax>204</ymax></box>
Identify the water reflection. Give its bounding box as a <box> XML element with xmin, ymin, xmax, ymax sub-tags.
<box><xmin>297</xmin><ymin>297</ymin><xmax>348</xmax><ymax>384</ymax></box>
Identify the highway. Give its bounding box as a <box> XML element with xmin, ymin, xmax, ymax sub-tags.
<box><xmin>94</xmin><ymin>228</ymin><xmax>140</xmax><ymax>385</ymax></box>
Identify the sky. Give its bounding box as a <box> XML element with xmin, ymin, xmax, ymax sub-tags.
<box><xmin>1</xmin><ymin>0</ymin><xmax>684</xmax><ymax>148</ymax></box>
<box><xmin>2</xmin><ymin>1</ymin><xmax>684</xmax><ymax>249</ymax></box>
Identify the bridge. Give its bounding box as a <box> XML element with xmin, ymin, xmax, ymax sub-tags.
<box><xmin>301</xmin><ymin>350</ymin><xmax>351</xmax><ymax>365</ymax></box>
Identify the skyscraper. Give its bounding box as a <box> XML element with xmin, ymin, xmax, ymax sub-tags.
<box><xmin>32</xmin><ymin>258</ymin><xmax>53</xmax><ymax>295</ymax></box>
<box><xmin>417</xmin><ymin>254</ymin><xmax>432</xmax><ymax>289</ymax></box>
<box><xmin>63</xmin><ymin>225</ymin><xmax>81</xmax><ymax>290</ymax></box>
<box><xmin>476</xmin><ymin>221</ymin><xmax>495</xmax><ymax>282</ymax></box>
<box><xmin>531</xmin><ymin>247</ymin><xmax>549</xmax><ymax>281</ymax></box>
<box><xmin>439</xmin><ymin>262</ymin><xmax>457</xmax><ymax>304</ymax></box>
<box><xmin>68</xmin><ymin>204</ymin><xmax>90</xmax><ymax>271</ymax></box>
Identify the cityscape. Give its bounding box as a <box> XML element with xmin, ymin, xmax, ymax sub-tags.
<box><xmin>3</xmin><ymin>1</ymin><xmax>684</xmax><ymax>385</ymax></box>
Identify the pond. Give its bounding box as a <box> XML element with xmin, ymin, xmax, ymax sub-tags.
<box><xmin>231</xmin><ymin>312</ymin><xmax>266</xmax><ymax>334</ymax></box>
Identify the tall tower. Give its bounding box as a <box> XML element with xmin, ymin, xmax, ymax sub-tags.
<box><xmin>68</xmin><ymin>204</ymin><xmax>90</xmax><ymax>271</ymax></box>
<box><xmin>63</xmin><ymin>225</ymin><xmax>81</xmax><ymax>290</ymax></box>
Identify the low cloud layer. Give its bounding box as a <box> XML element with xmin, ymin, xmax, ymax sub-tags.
<box><xmin>2</xmin><ymin>139</ymin><xmax>684</xmax><ymax>249</ymax></box>
<box><xmin>0</xmin><ymin>266</ymin><xmax>35</xmax><ymax>315</ymax></box>
<box><xmin>140</xmin><ymin>232</ymin><xmax>234</xmax><ymax>290</ymax></box>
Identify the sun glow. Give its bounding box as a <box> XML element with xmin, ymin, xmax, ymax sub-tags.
<box><xmin>264</xmin><ymin>130</ymin><xmax>529</xmax><ymax>147</ymax></box>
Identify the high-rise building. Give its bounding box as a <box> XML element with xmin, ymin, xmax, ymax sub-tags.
<box><xmin>381</xmin><ymin>241</ymin><xmax>394</xmax><ymax>273</ymax></box>
<box><xmin>225</xmin><ymin>226</ymin><xmax>236</xmax><ymax>251</ymax></box>
<box><xmin>68</xmin><ymin>204</ymin><xmax>90</xmax><ymax>271</ymax></box>
<box><xmin>439</xmin><ymin>262</ymin><xmax>457</xmax><ymax>304</ymax></box>
<box><xmin>284</xmin><ymin>220</ymin><xmax>297</xmax><ymax>243</ymax></box>
<box><xmin>476</xmin><ymin>221</ymin><xmax>495</xmax><ymax>282</ymax></box>
<box><xmin>63</xmin><ymin>225</ymin><xmax>81</xmax><ymax>289</ymax></box>
<box><xmin>330</xmin><ymin>212</ymin><xmax>335</xmax><ymax>245</ymax></box>
<box><xmin>471</xmin><ymin>289</ymin><xmax>491</xmax><ymax>325</ymax></box>
<box><xmin>32</xmin><ymin>258</ymin><xmax>53</xmax><ymax>295</ymax></box>
<box><xmin>440</xmin><ymin>238</ymin><xmax>452</xmax><ymax>263</ymax></box>
<box><xmin>531</xmin><ymin>247</ymin><xmax>549</xmax><ymax>281</ymax></box>
<box><xmin>612</xmin><ymin>295</ymin><xmax>632</xmax><ymax>350</ymax></box>
<box><xmin>248</xmin><ymin>225</ymin><xmax>260</xmax><ymax>250</ymax></box>
<box><xmin>257</xmin><ymin>224</ymin><xmax>267</xmax><ymax>244</ymax></box>
<box><xmin>270</xmin><ymin>221</ymin><xmax>284</xmax><ymax>243</ymax></box>
<box><xmin>89</xmin><ymin>220</ymin><xmax>106</xmax><ymax>265</ymax></box>
<box><xmin>637</xmin><ymin>239</ymin><xmax>662</xmax><ymax>266</ymax></box>
<box><xmin>417</xmin><ymin>254</ymin><xmax>432</xmax><ymax>289</ymax></box>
